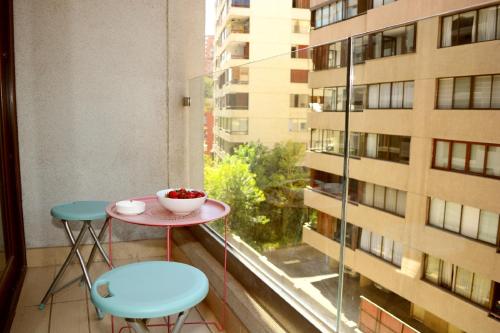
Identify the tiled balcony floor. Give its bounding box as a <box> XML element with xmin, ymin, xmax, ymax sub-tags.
<box><xmin>11</xmin><ymin>258</ymin><xmax>216</xmax><ymax>333</ymax></box>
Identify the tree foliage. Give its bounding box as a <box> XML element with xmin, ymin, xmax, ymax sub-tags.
<box><xmin>205</xmin><ymin>141</ymin><xmax>311</xmax><ymax>251</ymax></box>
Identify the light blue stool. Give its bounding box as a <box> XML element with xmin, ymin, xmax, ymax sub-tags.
<box><xmin>39</xmin><ymin>201</ymin><xmax>113</xmax><ymax>318</ymax></box>
<box><xmin>91</xmin><ymin>261</ymin><xmax>209</xmax><ymax>333</ymax></box>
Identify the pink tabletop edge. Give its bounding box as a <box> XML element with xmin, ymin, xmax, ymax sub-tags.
<box><xmin>105</xmin><ymin>195</ymin><xmax>230</xmax><ymax>227</ymax></box>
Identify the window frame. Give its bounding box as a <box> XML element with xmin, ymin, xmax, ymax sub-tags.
<box><xmin>366</xmin><ymin>80</ymin><xmax>414</xmax><ymax>110</ymax></box>
<box><xmin>439</xmin><ymin>4</ymin><xmax>500</xmax><ymax>48</ymax></box>
<box><xmin>432</xmin><ymin>139</ymin><xmax>500</xmax><ymax>179</ymax></box>
<box><xmin>436</xmin><ymin>74</ymin><xmax>500</xmax><ymax>110</ymax></box>
<box><xmin>426</xmin><ymin>197</ymin><xmax>500</xmax><ymax>247</ymax></box>
<box><xmin>422</xmin><ymin>255</ymin><xmax>495</xmax><ymax>310</ymax></box>
<box><xmin>358</xmin><ymin>229</ymin><xmax>402</xmax><ymax>267</ymax></box>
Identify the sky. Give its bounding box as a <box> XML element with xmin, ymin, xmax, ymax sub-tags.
<box><xmin>205</xmin><ymin>0</ymin><xmax>216</xmax><ymax>36</ymax></box>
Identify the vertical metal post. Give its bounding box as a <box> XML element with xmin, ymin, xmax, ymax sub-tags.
<box><xmin>335</xmin><ymin>36</ymin><xmax>353</xmax><ymax>333</ymax></box>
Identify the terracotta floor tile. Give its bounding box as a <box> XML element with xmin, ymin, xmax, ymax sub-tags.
<box><xmin>18</xmin><ymin>265</ymin><xmax>55</xmax><ymax>307</ymax></box>
<box><xmin>11</xmin><ymin>305</ymin><xmax>51</xmax><ymax>333</ymax></box>
<box><xmin>50</xmin><ymin>300</ymin><xmax>89</xmax><ymax>333</ymax></box>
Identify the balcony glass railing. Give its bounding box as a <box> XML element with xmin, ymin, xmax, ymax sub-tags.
<box><xmin>192</xmin><ymin>6</ymin><xmax>500</xmax><ymax>332</ymax></box>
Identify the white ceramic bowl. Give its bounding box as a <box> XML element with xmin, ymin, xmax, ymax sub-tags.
<box><xmin>116</xmin><ymin>200</ymin><xmax>146</xmax><ymax>215</ymax></box>
<box><xmin>156</xmin><ymin>189</ymin><xmax>207</xmax><ymax>215</ymax></box>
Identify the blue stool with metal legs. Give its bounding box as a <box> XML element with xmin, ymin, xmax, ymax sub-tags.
<box><xmin>39</xmin><ymin>201</ymin><xmax>113</xmax><ymax>318</ymax></box>
<box><xmin>91</xmin><ymin>261</ymin><xmax>209</xmax><ymax>333</ymax></box>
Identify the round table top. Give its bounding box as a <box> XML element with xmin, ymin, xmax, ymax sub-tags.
<box><xmin>106</xmin><ymin>196</ymin><xmax>230</xmax><ymax>227</ymax></box>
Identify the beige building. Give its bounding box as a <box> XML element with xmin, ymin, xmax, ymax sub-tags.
<box><xmin>303</xmin><ymin>0</ymin><xmax>500</xmax><ymax>332</ymax></box>
<box><xmin>212</xmin><ymin>0</ymin><xmax>311</xmax><ymax>156</ymax></box>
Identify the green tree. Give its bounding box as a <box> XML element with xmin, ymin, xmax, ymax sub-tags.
<box><xmin>204</xmin><ymin>155</ymin><xmax>269</xmax><ymax>244</ymax></box>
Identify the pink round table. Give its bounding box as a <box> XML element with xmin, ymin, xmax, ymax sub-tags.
<box><xmin>105</xmin><ymin>195</ymin><xmax>231</xmax><ymax>332</ymax></box>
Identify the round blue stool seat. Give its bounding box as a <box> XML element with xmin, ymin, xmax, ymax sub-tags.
<box><xmin>51</xmin><ymin>201</ymin><xmax>109</xmax><ymax>221</ymax></box>
<box><xmin>90</xmin><ymin>261</ymin><xmax>209</xmax><ymax>319</ymax></box>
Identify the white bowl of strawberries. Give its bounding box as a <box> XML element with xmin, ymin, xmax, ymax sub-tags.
<box><xmin>156</xmin><ymin>188</ymin><xmax>207</xmax><ymax>215</ymax></box>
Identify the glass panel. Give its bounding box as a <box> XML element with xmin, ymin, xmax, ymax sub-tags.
<box><xmin>322</xmin><ymin>5</ymin><xmax>329</xmax><ymax>26</ymax></box>
<box><xmin>429</xmin><ymin>197</ymin><xmax>445</xmax><ymax>228</ymax></box>
<box><xmin>366</xmin><ymin>133</ymin><xmax>377</xmax><ymax>158</ymax></box>
<box><xmin>374</xmin><ymin>185</ymin><xmax>386</xmax><ymax>209</ymax></box>
<box><xmin>458</xmin><ymin>11</ymin><xmax>476</xmax><ymax>44</ymax></box>
<box><xmin>461</xmin><ymin>206</ymin><xmax>480</xmax><ymax>239</ymax></box>
<box><xmin>472</xmin><ymin>76</ymin><xmax>492</xmax><ymax>108</ymax></box>
<box><xmin>360</xmin><ymin>229</ymin><xmax>371</xmax><ymax>251</ymax></box>
<box><xmin>391</xmin><ymin>82</ymin><xmax>404</xmax><ymax>108</ymax></box>
<box><xmin>477</xmin><ymin>7</ymin><xmax>497</xmax><ymax>41</ymax></box>
<box><xmin>478</xmin><ymin>211</ymin><xmax>499</xmax><ymax>244</ymax></box>
<box><xmin>362</xmin><ymin>183</ymin><xmax>374</xmax><ymax>206</ymax></box>
<box><xmin>337</xmin><ymin>87</ymin><xmax>346</xmax><ymax>111</ymax></box>
<box><xmin>382</xmin><ymin>238</ymin><xmax>393</xmax><ymax>261</ymax></box>
<box><xmin>444</xmin><ymin>201</ymin><xmax>462</xmax><ymax>233</ymax></box>
<box><xmin>440</xmin><ymin>261</ymin><xmax>454</xmax><ymax>289</ymax></box>
<box><xmin>451</xmin><ymin>142</ymin><xmax>466</xmax><ymax>171</ymax></box>
<box><xmin>441</xmin><ymin>16</ymin><xmax>453</xmax><ymax>47</ymax></box>
<box><xmin>371</xmin><ymin>32</ymin><xmax>382</xmax><ymax>59</ymax></box>
<box><xmin>403</xmin><ymin>81</ymin><xmax>414</xmax><ymax>108</ymax></box>
<box><xmin>392</xmin><ymin>242</ymin><xmax>403</xmax><ymax>267</ymax></box>
<box><xmin>368</xmin><ymin>84</ymin><xmax>379</xmax><ymax>108</ymax></box>
<box><xmin>324</xmin><ymin>88</ymin><xmax>335</xmax><ymax>111</ymax></box>
<box><xmin>385</xmin><ymin>188</ymin><xmax>397</xmax><ymax>213</ymax></box>
<box><xmin>352</xmin><ymin>86</ymin><xmax>366</xmax><ymax>111</ymax></box>
<box><xmin>469</xmin><ymin>144</ymin><xmax>486</xmax><ymax>173</ymax></box>
<box><xmin>434</xmin><ymin>140</ymin><xmax>450</xmax><ymax>168</ymax></box>
<box><xmin>471</xmin><ymin>274</ymin><xmax>492</xmax><ymax>307</ymax></box>
<box><xmin>425</xmin><ymin>256</ymin><xmax>440</xmax><ymax>284</ymax></box>
<box><xmin>437</xmin><ymin>78</ymin><xmax>453</xmax><ymax>108</ymax></box>
<box><xmin>370</xmin><ymin>233</ymin><xmax>383</xmax><ymax>256</ymax></box>
<box><xmin>486</xmin><ymin>145</ymin><xmax>500</xmax><ymax>176</ymax></box>
<box><xmin>379</xmin><ymin>83</ymin><xmax>391</xmax><ymax>108</ymax></box>
<box><xmin>454</xmin><ymin>267</ymin><xmax>473</xmax><ymax>298</ymax></box>
<box><xmin>492</xmin><ymin>75</ymin><xmax>500</xmax><ymax>108</ymax></box>
<box><xmin>453</xmin><ymin>77</ymin><xmax>471</xmax><ymax>109</ymax></box>
<box><xmin>405</xmin><ymin>24</ymin><xmax>415</xmax><ymax>53</ymax></box>
<box><xmin>396</xmin><ymin>191</ymin><xmax>406</xmax><ymax>216</ymax></box>
<box><xmin>315</xmin><ymin>8</ymin><xmax>322</xmax><ymax>28</ymax></box>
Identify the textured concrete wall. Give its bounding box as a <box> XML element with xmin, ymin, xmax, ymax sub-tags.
<box><xmin>14</xmin><ymin>0</ymin><xmax>204</xmax><ymax>247</ymax></box>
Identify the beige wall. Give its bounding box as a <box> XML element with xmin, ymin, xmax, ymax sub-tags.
<box><xmin>14</xmin><ymin>0</ymin><xmax>204</xmax><ymax>247</ymax></box>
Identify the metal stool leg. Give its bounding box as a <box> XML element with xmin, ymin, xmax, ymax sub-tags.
<box><xmin>39</xmin><ymin>221</ymin><xmax>88</xmax><ymax>309</ymax></box>
<box><xmin>78</xmin><ymin>218</ymin><xmax>114</xmax><ymax>285</ymax></box>
<box><xmin>63</xmin><ymin>221</ymin><xmax>103</xmax><ymax>318</ymax></box>
<box><xmin>87</xmin><ymin>218</ymin><xmax>113</xmax><ymax>268</ymax></box>
<box><xmin>125</xmin><ymin>319</ymin><xmax>149</xmax><ymax>333</ymax></box>
<box><xmin>172</xmin><ymin>309</ymin><xmax>191</xmax><ymax>333</ymax></box>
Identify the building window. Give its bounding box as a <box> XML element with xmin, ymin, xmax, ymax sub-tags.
<box><xmin>289</xmin><ymin>94</ymin><xmax>310</xmax><ymax>108</ymax></box>
<box><xmin>228</xmin><ymin>67</ymin><xmax>249</xmax><ymax>84</ymax></box>
<box><xmin>291</xmin><ymin>45</ymin><xmax>309</xmax><ymax>59</ymax></box>
<box><xmin>288</xmin><ymin>119</ymin><xmax>307</xmax><ymax>132</ymax></box>
<box><xmin>290</xmin><ymin>69</ymin><xmax>309</xmax><ymax>83</ymax></box>
<box><xmin>292</xmin><ymin>0</ymin><xmax>310</xmax><ymax>9</ymax></box>
<box><xmin>441</xmin><ymin>4</ymin><xmax>500</xmax><ymax>47</ymax></box>
<box><xmin>310</xmin><ymin>129</ymin><xmax>411</xmax><ymax>164</ymax></box>
<box><xmin>292</xmin><ymin>20</ymin><xmax>310</xmax><ymax>34</ymax></box>
<box><xmin>311</xmin><ymin>0</ymin><xmax>371</xmax><ymax>29</ymax></box>
<box><xmin>372</xmin><ymin>0</ymin><xmax>395</xmax><ymax>8</ymax></box>
<box><xmin>423</xmin><ymin>255</ymin><xmax>493</xmax><ymax>308</ymax></box>
<box><xmin>360</xmin><ymin>182</ymin><xmax>406</xmax><ymax>217</ymax></box>
<box><xmin>367</xmin><ymin>81</ymin><xmax>414</xmax><ymax>109</ymax></box>
<box><xmin>312</xmin><ymin>40</ymin><xmax>347</xmax><ymax>71</ymax></box>
<box><xmin>359</xmin><ymin>229</ymin><xmax>403</xmax><ymax>267</ymax></box>
<box><xmin>352</xmin><ymin>23</ymin><xmax>416</xmax><ymax>64</ymax></box>
<box><xmin>432</xmin><ymin>139</ymin><xmax>500</xmax><ymax>178</ymax></box>
<box><xmin>226</xmin><ymin>93</ymin><xmax>249</xmax><ymax>109</ymax></box>
<box><xmin>437</xmin><ymin>74</ymin><xmax>500</xmax><ymax>109</ymax></box>
<box><xmin>428</xmin><ymin>197</ymin><xmax>500</xmax><ymax>245</ymax></box>
<box><xmin>231</xmin><ymin>0</ymin><xmax>250</xmax><ymax>8</ymax></box>
<box><xmin>310</xmin><ymin>169</ymin><xmax>359</xmax><ymax>202</ymax></box>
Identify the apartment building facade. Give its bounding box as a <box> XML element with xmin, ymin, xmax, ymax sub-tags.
<box><xmin>303</xmin><ymin>0</ymin><xmax>500</xmax><ymax>332</ymax></box>
<box><xmin>212</xmin><ymin>0</ymin><xmax>311</xmax><ymax>156</ymax></box>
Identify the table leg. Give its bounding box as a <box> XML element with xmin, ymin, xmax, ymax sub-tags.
<box><xmin>108</xmin><ymin>219</ymin><xmax>115</xmax><ymax>333</ymax></box>
<box><xmin>219</xmin><ymin>216</ymin><xmax>229</xmax><ymax>331</ymax></box>
<box><xmin>166</xmin><ymin>226</ymin><xmax>172</xmax><ymax>261</ymax></box>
